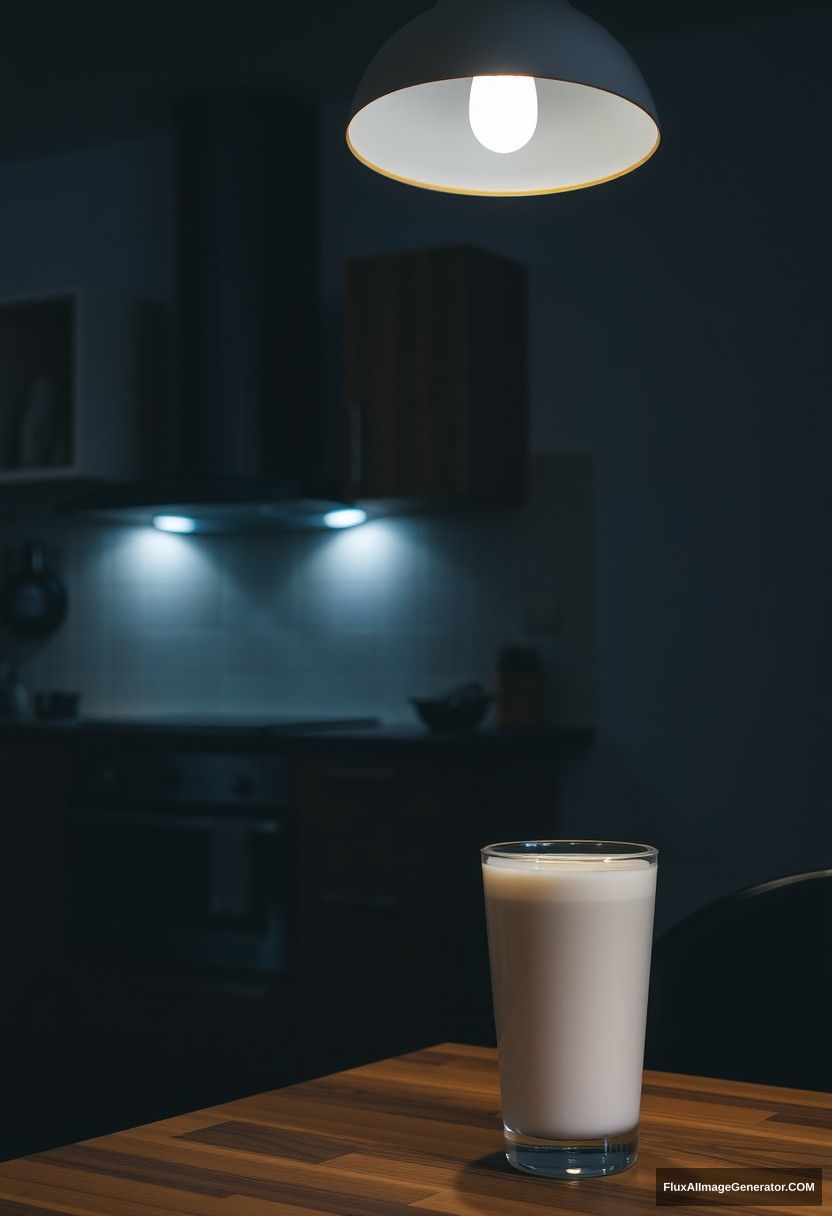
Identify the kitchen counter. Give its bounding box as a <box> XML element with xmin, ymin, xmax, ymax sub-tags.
<box><xmin>0</xmin><ymin>1043</ymin><xmax>828</xmax><ymax>1214</ymax></box>
<box><xmin>1</xmin><ymin>721</ymin><xmax>585</xmax><ymax>1097</ymax></box>
<box><xmin>0</xmin><ymin>718</ymin><xmax>593</xmax><ymax>757</ymax></box>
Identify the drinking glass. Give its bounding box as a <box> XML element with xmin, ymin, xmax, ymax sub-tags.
<box><xmin>482</xmin><ymin>839</ymin><xmax>659</xmax><ymax>1178</ymax></box>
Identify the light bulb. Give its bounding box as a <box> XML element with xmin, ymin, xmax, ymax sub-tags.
<box><xmin>468</xmin><ymin>75</ymin><xmax>538</xmax><ymax>154</ymax></box>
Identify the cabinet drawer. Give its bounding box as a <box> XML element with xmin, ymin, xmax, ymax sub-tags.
<box><xmin>295</xmin><ymin>760</ymin><xmax>439</xmax><ymax>880</ymax></box>
<box><xmin>299</xmin><ymin>877</ymin><xmax>441</xmax><ymax>1072</ymax></box>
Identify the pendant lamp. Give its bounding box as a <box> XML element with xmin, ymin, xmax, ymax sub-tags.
<box><xmin>347</xmin><ymin>0</ymin><xmax>660</xmax><ymax>197</ymax></box>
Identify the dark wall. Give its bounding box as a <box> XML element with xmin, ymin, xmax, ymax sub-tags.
<box><xmin>0</xmin><ymin>5</ymin><xmax>828</xmax><ymax>935</ymax></box>
<box><xmin>0</xmin><ymin>134</ymin><xmax>174</xmax><ymax>301</ymax></box>
<box><xmin>321</xmin><ymin>5</ymin><xmax>832</xmax><ymax>933</ymax></box>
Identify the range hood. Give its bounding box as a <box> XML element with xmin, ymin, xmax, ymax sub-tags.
<box><xmin>70</xmin><ymin>94</ymin><xmax>363</xmax><ymax>533</ymax></box>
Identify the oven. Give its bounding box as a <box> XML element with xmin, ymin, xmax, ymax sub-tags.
<box><xmin>65</xmin><ymin>750</ymin><xmax>291</xmax><ymax>976</ymax></box>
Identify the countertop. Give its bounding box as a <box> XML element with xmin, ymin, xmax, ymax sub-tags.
<box><xmin>0</xmin><ymin>718</ymin><xmax>593</xmax><ymax>757</ymax></box>
<box><xmin>0</xmin><ymin>1043</ymin><xmax>828</xmax><ymax>1214</ymax></box>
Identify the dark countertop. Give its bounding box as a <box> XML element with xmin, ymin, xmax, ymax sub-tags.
<box><xmin>0</xmin><ymin>717</ymin><xmax>593</xmax><ymax>758</ymax></box>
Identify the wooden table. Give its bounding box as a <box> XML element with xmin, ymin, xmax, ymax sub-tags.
<box><xmin>0</xmin><ymin>1043</ymin><xmax>829</xmax><ymax>1215</ymax></box>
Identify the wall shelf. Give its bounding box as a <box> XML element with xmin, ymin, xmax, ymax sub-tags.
<box><xmin>0</xmin><ymin>288</ymin><xmax>166</xmax><ymax>491</ymax></box>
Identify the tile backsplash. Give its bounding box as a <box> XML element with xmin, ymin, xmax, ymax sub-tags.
<box><xmin>1</xmin><ymin>456</ymin><xmax>593</xmax><ymax>725</ymax></box>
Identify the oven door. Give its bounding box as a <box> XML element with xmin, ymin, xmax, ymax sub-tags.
<box><xmin>65</xmin><ymin>807</ymin><xmax>286</xmax><ymax>975</ymax></box>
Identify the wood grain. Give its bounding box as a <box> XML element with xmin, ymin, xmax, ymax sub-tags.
<box><xmin>0</xmin><ymin>1043</ymin><xmax>829</xmax><ymax>1215</ymax></box>
<box><xmin>344</xmin><ymin>247</ymin><xmax>528</xmax><ymax>507</ymax></box>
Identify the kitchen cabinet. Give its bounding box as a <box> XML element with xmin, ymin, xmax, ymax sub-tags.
<box><xmin>0</xmin><ymin>724</ymin><xmax>582</xmax><ymax>1156</ymax></box>
<box><xmin>300</xmin><ymin>877</ymin><xmax>441</xmax><ymax>1074</ymax></box>
<box><xmin>344</xmin><ymin>245</ymin><xmax>528</xmax><ymax>506</ymax></box>
<box><xmin>0</xmin><ymin>743</ymin><xmax>75</xmax><ymax>1159</ymax></box>
<box><xmin>0</xmin><ymin>745</ymin><xmax>65</xmax><ymax>1040</ymax></box>
<box><xmin>0</xmin><ymin>737</ymin><xmax>295</xmax><ymax>1157</ymax></box>
<box><xmin>0</xmin><ymin>289</ymin><xmax>166</xmax><ymax>489</ymax></box>
<box><xmin>296</xmin><ymin>758</ymin><xmax>442</xmax><ymax>1072</ymax></box>
<box><xmin>295</xmin><ymin>748</ymin><xmax>559</xmax><ymax>1074</ymax></box>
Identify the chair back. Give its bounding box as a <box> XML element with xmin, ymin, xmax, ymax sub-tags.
<box><xmin>646</xmin><ymin>870</ymin><xmax>832</xmax><ymax>1092</ymax></box>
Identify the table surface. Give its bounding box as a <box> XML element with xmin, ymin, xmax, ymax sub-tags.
<box><xmin>0</xmin><ymin>1043</ymin><xmax>829</xmax><ymax>1215</ymax></box>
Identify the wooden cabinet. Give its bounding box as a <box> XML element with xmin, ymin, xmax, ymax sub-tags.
<box><xmin>295</xmin><ymin>759</ymin><xmax>442</xmax><ymax>1073</ymax></box>
<box><xmin>295</xmin><ymin>748</ymin><xmax>560</xmax><ymax>1075</ymax></box>
<box><xmin>0</xmin><ymin>745</ymin><xmax>66</xmax><ymax>1040</ymax></box>
<box><xmin>299</xmin><ymin>877</ymin><xmax>442</xmax><ymax>1074</ymax></box>
<box><xmin>344</xmin><ymin>246</ymin><xmax>528</xmax><ymax>507</ymax></box>
<box><xmin>0</xmin><ymin>730</ymin><xmax>571</xmax><ymax>1153</ymax></box>
<box><xmin>0</xmin><ymin>289</ymin><xmax>166</xmax><ymax>489</ymax></box>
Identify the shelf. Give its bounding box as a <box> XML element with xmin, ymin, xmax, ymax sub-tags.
<box><xmin>0</xmin><ymin>288</ymin><xmax>166</xmax><ymax>491</ymax></box>
<box><xmin>0</xmin><ymin>295</ymin><xmax>73</xmax><ymax>478</ymax></box>
<box><xmin>0</xmin><ymin>465</ymin><xmax>80</xmax><ymax>484</ymax></box>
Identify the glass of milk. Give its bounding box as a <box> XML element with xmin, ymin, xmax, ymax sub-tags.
<box><xmin>482</xmin><ymin>839</ymin><xmax>658</xmax><ymax>1178</ymax></box>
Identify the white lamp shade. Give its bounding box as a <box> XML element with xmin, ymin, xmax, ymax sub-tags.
<box><xmin>347</xmin><ymin>0</ymin><xmax>660</xmax><ymax>197</ymax></box>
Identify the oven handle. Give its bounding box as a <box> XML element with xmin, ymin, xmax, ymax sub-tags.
<box><xmin>65</xmin><ymin>809</ymin><xmax>281</xmax><ymax>835</ymax></box>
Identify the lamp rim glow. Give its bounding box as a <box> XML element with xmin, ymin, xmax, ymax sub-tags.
<box><xmin>152</xmin><ymin>514</ymin><xmax>198</xmax><ymax>534</ymax></box>
<box><xmin>347</xmin><ymin>75</ymin><xmax>660</xmax><ymax>198</ymax></box>
<box><xmin>323</xmin><ymin>507</ymin><xmax>368</xmax><ymax>529</ymax></box>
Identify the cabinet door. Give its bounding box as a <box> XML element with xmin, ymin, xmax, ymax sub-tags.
<box><xmin>345</xmin><ymin>246</ymin><xmax>527</xmax><ymax>505</ymax></box>
<box><xmin>295</xmin><ymin>758</ymin><xmax>439</xmax><ymax>880</ymax></box>
<box><xmin>436</xmin><ymin>760</ymin><xmax>561</xmax><ymax>1045</ymax></box>
<box><xmin>44</xmin><ymin>964</ymin><xmax>290</xmax><ymax>1085</ymax></box>
<box><xmin>293</xmin><ymin>752</ymin><xmax>561</xmax><ymax>1071</ymax></box>
<box><xmin>0</xmin><ymin>747</ymin><xmax>66</xmax><ymax>1039</ymax></box>
<box><xmin>299</xmin><ymin>877</ymin><xmax>441</xmax><ymax>1075</ymax></box>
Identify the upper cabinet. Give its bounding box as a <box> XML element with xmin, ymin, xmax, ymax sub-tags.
<box><xmin>344</xmin><ymin>246</ymin><xmax>528</xmax><ymax>508</ymax></box>
<box><xmin>0</xmin><ymin>289</ymin><xmax>165</xmax><ymax>489</ymax></box>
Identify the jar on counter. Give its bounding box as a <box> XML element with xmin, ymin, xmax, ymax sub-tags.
<box><xmin>494</xmin><ymin>645</ymin><xmax>543</xmax><ymax>729</ymax></box>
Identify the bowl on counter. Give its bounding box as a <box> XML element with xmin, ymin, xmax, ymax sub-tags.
<box><xmin>410</xmin><ymin>688</ymin><xmax>492</xmax><ymax>734</ymax></box>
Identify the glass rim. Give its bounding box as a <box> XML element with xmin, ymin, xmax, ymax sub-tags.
<box><xmin>482</xmin><ymin>838</ymin><xmax>658</xmax><ymax>863</ymax></box>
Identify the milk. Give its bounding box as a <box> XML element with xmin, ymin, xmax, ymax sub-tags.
<box><xmin>483</xmin><ymin>855</ymin><xmax>657</xmax><ymax>1141</ymax></box>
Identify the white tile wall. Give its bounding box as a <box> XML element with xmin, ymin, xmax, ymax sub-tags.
<box><xmin>2</xmin><ymin>456</ymin><xmax>594</xmax><ymax>725</ymax></box>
